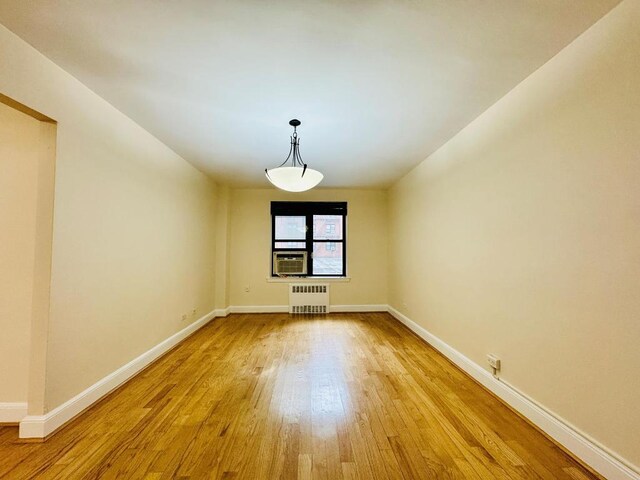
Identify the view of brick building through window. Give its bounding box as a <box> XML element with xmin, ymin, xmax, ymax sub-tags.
<box><xmin>313</xmin><ymin>215</ymin><xmax>343</xmax><ymax>274</ymax></box>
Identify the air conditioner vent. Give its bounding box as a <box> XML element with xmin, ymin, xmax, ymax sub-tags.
<box><xmin>273</xmin><ymin>251</ymin><xmax>307</xmax><ymax>276</ymax></box>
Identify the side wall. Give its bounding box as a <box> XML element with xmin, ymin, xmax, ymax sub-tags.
<box><xmin>229</xmin><ymin>188</ymin><xmax>388</xmax><ymax>308</ymax></box>
<box><xmin>0</xmin><ymin>25</ymin><xmax>219</xmax><ymax>412</ymax></box>
<box><xmin>389</xmin><ymin>0</ymin><xmax>639</xmax><ymax>469</ymax></box>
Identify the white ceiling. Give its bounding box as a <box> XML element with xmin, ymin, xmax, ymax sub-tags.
<box><xmin>0</xmin><ymin>1</ymin><xmax>619</xmax><ymax>188</ymax></box>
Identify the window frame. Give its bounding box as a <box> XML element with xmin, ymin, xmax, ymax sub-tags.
<box><xmin>271</xmin><ymin>201</ymin><xmax>347</xmax><ymax>277</ymax></box>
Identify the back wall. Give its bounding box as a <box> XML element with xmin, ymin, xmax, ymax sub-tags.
<box><xmin>228</xmin><ymin>188</ymin><xmax>388</xmax><ymax>309</ymax></box>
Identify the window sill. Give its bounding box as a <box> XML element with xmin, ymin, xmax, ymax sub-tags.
<box><xmin>266</xmin><ymin>276</ymin><xmax>351</xmax><ymax>283</ymax></box>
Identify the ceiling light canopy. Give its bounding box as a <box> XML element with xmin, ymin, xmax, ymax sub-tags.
<box><xmin>265</xmin><ymin>119</ymin><xmax>323</xmax><ymax>192</ymax></box>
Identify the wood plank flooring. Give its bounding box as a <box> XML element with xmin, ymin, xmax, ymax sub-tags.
<box><xmin>0</xmin><ymin>313</ymin><xmax>600</xmax><ymax>479</ymax></box>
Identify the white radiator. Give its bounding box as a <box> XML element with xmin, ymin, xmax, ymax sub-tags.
<box><xmin>289</xmin><ymin>283</ymin><xmax>330</xmax><ymax>314</ymax></box>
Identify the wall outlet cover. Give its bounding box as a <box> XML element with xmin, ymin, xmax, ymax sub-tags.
<box><xmin>487</xmin><ymin>354</ymin><xmax>501</xmax><ymax>370</ymax></box>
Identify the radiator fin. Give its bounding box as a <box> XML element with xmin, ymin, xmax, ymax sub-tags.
<box><xmin>289</xmin><ymin>283</ymin><xmax>330</xmax><ymax>315</ymax></box>
<box><xmin>292</xmin><ymin>285</ymin><xmax>327</xmax><ymax>294</ymax></box>
<box><xmin>292</xmin><ymin>305</ymin><xmax>327</xmax><ymax>314</ymax></box>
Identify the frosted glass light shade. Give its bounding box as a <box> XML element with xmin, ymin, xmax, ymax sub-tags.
<box><xmin>265</xmin><ymin>166</ymin><xmax>323</xmax><ymax>192</ymax></box>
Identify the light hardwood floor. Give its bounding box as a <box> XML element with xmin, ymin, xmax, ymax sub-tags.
<box><xmin>0</xmin><ymin>313</ymin><xmax>600</xmax><ymax>479</ymax></box>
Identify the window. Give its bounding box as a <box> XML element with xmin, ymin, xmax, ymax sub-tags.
<box><xmin>271</xmin><ymin>201</ymin><xmax>347</xmax><ymax>276</ymax></box>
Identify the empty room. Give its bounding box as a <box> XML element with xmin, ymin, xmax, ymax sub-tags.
<box><xmin>0</xmin><ymin>1</ymin><xmax>638</xmax><ymax>479</ymax></box>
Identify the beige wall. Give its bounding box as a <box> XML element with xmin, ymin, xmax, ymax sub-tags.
<box><xmin>0</xmin><ymin>25</ymin><xmax>219</xmax><ymax>411</ymax></box>
<box><xmin>389</xmin><ymin>0</ymin><xmax>639</xmax><ymax>468</ymax></box>
<box><xmin>215</xmin><ymin>185</ymin><xmax>231</xmax><ymax>310</ymax></box>
<box><xmin>0</xmin><ymin>103</ymin><xmax>40</xmax><ymax>403</ymax></box>
<box><xmin>229</xmin><ymin>188</ymin><xmax>387</xmax><ymax>308</ymax></box>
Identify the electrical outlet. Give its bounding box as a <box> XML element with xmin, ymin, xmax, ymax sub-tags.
<box><xmin>487</xmin><ymin>354</ymin><xmax>501</xmax><ymax>375</ymax></box>
<box><xmin>244</xmin><ymin>285</ymin><xmax>250</xmax><ymax>293</ymax></box>
<box><xmin>181</xmin><ymin>314</ymin><xmax>188</xmax><ymax>321</ymax></box>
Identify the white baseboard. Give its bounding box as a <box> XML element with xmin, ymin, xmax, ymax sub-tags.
<box><xmin>0</xmin><ymin>402</ymin><xmax>28</xmax><ymax>423</ymax></box>
<box><xmin>228</xmin><ymin>305</ymin><xmax>288</xmax><ymax>313</ymax></box>
<box><xmin>19</xmin><ymin>308</ymin><xmax>220</xmax><ymax>439</ymax></box>
<box><xmin>227</xmin><ymin>305</ymin><xmax>388</xmax><ymax>314</ymax></box>
<box><xmin>213</xmin><ymin>307</ymin><xmax>231</xmax><ymax>317</ymax></box>
<box><xmin>330</xmin><ymin>304</ymin><xmax>388</xmax><ymax>312</ymax></box>
<box><xmin>387</xmin><ymin>306</ymin><xmax>640</xmax><ymax>480</ymax></box>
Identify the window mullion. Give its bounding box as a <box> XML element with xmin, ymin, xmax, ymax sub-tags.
<box><xmin>306</xmin><ymin>213</ymin><xmax>313</xmax><ymax>275</ymax></box>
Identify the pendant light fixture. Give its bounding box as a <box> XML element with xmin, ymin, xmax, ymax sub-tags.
<box><xmin>265</xmin><ymin>119</ymin><xmax>323</xmax><ymax>192</ymax></box>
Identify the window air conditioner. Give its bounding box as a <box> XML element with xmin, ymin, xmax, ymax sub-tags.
<box><xmin>273</xmin><ymin>251</ymin><xmax>307</xmax><ymax>276</ymax></box>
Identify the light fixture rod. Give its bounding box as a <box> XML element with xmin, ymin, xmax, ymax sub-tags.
<box><xmin>274</xmin><ymin>121</ymin><xmax>305</xmax><ymax>170</ymax></box>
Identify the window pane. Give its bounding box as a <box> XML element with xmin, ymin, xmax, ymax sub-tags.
<box><xmin>313</xmin><ymin>215</ymin><xmax>343</xmax><ymax>240</ymax></box>
<box><xmin>275</xmin><ymin>216</ymin><xmax>306</xmax><ymax>240</ymax></box>
<box><xmin>313</xmin><ymin>242</ymin><xmax>343</xmax><ymax>275</ymax></box>
<box><xmin>274</xmin><ymin>241</ymin><xmax>306</xmax><ymax>249</ymax></box>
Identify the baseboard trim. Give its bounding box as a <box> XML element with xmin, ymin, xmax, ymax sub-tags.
<box><xmin>227</xmin><ymin>305</ymin><xmax>389</xmax><ymax>314</ymax></box>
<box><xmin>229</xmin><ymin>305</ymin><xmax>288</xmax><ymax>313</ymax></box>
<box><xmin>213</xmin><ymin>307</ymin><xmax>231</xmax><ymax>317</ymax></box>
<box><xmin>0</xmin><ymin>402</ymin><xmax>28</xmax><ymax>423</ymax></box>
<box><xmin>19</xmin><ymin>308</ymin><xmax>220</xmax><ymax>439</ymax></box>
<box><xmin>387</xmin><ymin>305</ymin><xmax>640</xmax><ymax>480</ymax></box>
<box><xmin>330</xmin><ymin>304</ymin><xmax>388</xmax><ymax>312</ymax></box>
